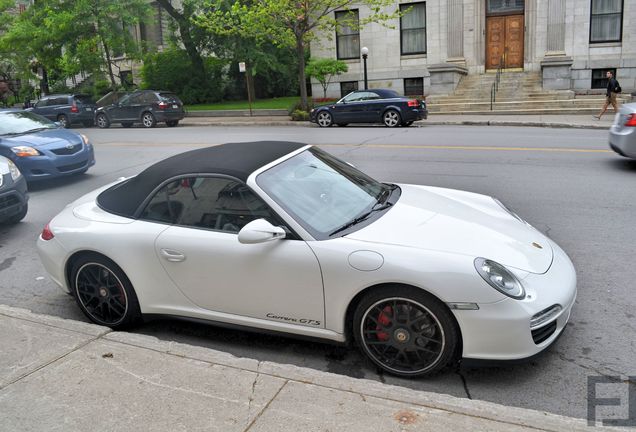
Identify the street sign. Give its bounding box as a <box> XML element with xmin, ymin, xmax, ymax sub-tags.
<box><xmin>238</xmin><ymin>62</ymin><xmax>246</xmax><ymax>73</ymax></box>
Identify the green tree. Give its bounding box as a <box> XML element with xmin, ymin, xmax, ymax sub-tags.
<box><xmin>198</xmin><ymin>0</ymin><xmax>400</xmax><ymax>110</ymax></box>
<box><xmin>0</xmin><ymin>0</ymin><xmax>150</xmax><ymax>91</ymax></box>
<box><xmin>305</xmin><ymin>58</ymin><xmax>348</xmax><ymax>99</ymax></box>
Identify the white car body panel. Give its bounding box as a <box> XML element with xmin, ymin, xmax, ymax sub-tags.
<box><xmin>37</xmin><ymin>145</ymin><xmax>577</xmax><ymax>362</ymax></box>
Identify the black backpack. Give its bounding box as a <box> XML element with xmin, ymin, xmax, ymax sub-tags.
<box><xmin>614</xmin><ymin>80</ymin><xmax>622</xmax><ymax>93</ymax></box>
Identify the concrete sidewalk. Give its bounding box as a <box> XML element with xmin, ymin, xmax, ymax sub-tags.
<box><xmin>0</xmin><ymin>305</ymin><xmax>623</xmax><ymax>431</ymax></box>
<box><xmin>181</xmin><ymin>113</ymin><xmax>617</xmax><ymax>129</ymax></box>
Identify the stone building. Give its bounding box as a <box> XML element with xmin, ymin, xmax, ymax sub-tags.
<box><xmin>309</xmin><ymin>0</ymin><xmax>635</xmax><ymax>98</ymax></box>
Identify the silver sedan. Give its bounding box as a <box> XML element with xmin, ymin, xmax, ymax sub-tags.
<box><xmin>609</xmin><ymin>102</ymin><xmax>636</xmax><ymax>158</ymax></box>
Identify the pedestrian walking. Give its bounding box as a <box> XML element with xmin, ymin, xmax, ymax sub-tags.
<box><xmin>594</xmin><ymin>70</ymin><xmax>621</xmax><ymax>120</ymax></box>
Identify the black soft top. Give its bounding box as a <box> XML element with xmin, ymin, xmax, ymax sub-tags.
<box><xmin>97</xmin><ymin>141</ymin><xmax>306</xmax><ymax>217</ymax></box>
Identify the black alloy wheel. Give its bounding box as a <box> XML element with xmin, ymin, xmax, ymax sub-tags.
<box><xmin>57</xmin><ymin>114</ymin><xmax>70</xmax><ymax>129</ymax></box>
<box><xmin>353</xmin><ymin>287</ymin><xmax>459</xmax><ymax>377</ymax></box>
<box><xmin>96</xmin><ymin>113</ymin><xmax>110</xmax><ymax>129</ymax></box>
<box><xmin>71</xmin><ymin>255</ymin><xmax>141</xmax><ymax>328</ymax></box>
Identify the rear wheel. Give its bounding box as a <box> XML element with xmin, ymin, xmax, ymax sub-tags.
<box><xmin>70</xmin><ymin>254</ymin><xmax>141</xmax><ymax>329</ymax></box>
<box><xmin>96</xmin><ymin>113</ymin><xmax>110</xmax><ymax>129</ymax></box>
<box><xmin>383</xmin><ymin>110</ymin><xmax>401</xmax><ymax>128</ymax></box>
<box><xmin>166</xmin><ymin>120</ymin><xmax>179</xmax><ymax>127</ymax></box>
<box><xmin>141</xmin><ymin>112</ymin><xmax>156</xmax><ymax>128</ymax></box>
<box><xmin>57</xmin><ymin>114</ymin><xmax>70</xmax><ymax>128</ymax></box>
<box><xmin>353</xmin><ymin>286</ymin><xmax>459</xmax><ymax>377</ymax></box>
<box><xmin>316</xmin><ymin>111</ymin><xmax>333</xmax><ymax>127</ymax></box>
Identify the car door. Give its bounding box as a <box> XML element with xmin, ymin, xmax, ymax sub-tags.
<box><xmin>146</xmin><ymin>176</ymin><xmax>325</xmax><ymax>327</ymax></box>
<box><xmin>332</xmin><ymin>92</ymin><xmax>368</xmax><ymax>123</ymax></box>
<box><xmin>32</xmin><ymin>98</ymin><xmax>52</xmax><ymax>120</ymax></box>
<box><xmin>363</xmin><ymin>91</ymin><xmax>385</xmax><ymax>122</ymax></box>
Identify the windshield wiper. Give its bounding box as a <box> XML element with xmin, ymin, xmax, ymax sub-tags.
<box><xmin>329</xmin><ymin>201</ymin><xmax>393</xmax><ymax>237</ymax></box>
<box><xmin>23</xmin><ymin>127</ymin><xmax>52</xmax><ymax>134</ymax></box>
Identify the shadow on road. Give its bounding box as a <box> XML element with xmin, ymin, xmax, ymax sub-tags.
<box><xmin>27</xmin><ymin>173</ymin><xmax>95</xmax><ymax>192</ymax></box>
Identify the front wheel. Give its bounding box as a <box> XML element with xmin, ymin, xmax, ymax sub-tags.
<box><xmin>70</xmin><ymin>254</ymin><xmax>142</xmax><ymax>329</ymax></box>
<box><xmin>353</xmin><ymin>286</ymin><xmax>459</xmax><ymax>377</ymax></box>
<box><xmin>96</xmin><ymin>114</ymin><xmax>110</xmax><ymax>129</ymax></box>
<box><xmin>141</xmin><ymin>112</ymin><xmax>156</xmax><ymax>128</ymax></box>
<box><xmin>383</xmin><ymin>110</ymin><xmax>401</xmax><ymax>128</ymax></box>
<box><xmin>316</xmin><ymin>111</ymin><xmax>333</xmax><ymax>127</ymax></box>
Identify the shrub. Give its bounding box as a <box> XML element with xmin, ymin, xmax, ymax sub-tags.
<box><xmin>141</xmin><ymin>49</ymin><xmax>227</xmax><ymax>105</ymax></box>
<box><xmin>290</xmin><ymin>109</ymin><xmax>309</xmax><ymax>121</ymax></box>
<box><xmin>287</xmin><ymin>99</ymin><xmax>313</xmax><ymax>115</ymax></box>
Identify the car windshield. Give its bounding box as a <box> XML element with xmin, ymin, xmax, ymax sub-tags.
<box><xmin>256</xmin><ymin>147</ymin><xmax>389</xmax><ymax>239</ymax></box>
<box><xmin>0</xmin><ymin>111</ymin><xmax>57</xmax><ymax>136</ymax></box>
<box><xmin>74</xmin><ymin>95</ymin><xmax>94</xmax><ymax>105</ymax></box>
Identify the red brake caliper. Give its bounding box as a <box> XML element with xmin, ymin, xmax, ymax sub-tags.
<box><xmin>376</xmin><ymin>306</ymin><xmax>393</xmax><ymax>341</ymax></box>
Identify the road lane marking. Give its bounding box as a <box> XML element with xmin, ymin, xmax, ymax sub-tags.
<box><xmin>321</xmin><ymin>144</ymin><xmax>612</xmax><ymax>153</ymax></box>
<box><xmin>100</xmin><ymin>141</ymin><xmax>611</xmax><ymax>153</ymax></box>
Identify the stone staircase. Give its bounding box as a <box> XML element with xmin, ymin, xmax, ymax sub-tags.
<box><xmin>426</xmin><ymin>71</ymin><xmax>631</xmax><ymax>115</ymax></box>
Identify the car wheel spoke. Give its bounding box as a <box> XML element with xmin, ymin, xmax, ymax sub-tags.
<box><xmin>75</xmin><ymin>263</ymin><xmax>128</xmax><ymax>326</ymax></box>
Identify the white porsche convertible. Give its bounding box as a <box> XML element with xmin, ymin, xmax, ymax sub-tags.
<box><xmin>37</xmin><ymin>141</ymin><xmax>576</xmax><ymax>377</ymax></box>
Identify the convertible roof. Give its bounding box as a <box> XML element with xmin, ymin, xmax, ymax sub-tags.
<box><xmin>97</xmin><ymin>141</ymin><xmax>306</xmax><ymax>217</ymax></box>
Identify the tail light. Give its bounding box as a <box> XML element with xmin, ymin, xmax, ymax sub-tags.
<box><xmin>70</xmin><ymin>103</ymin><xmax>79</xmax><ymax>113</ymax></box>
<box><xmin>407</xmin><ymin>99</ymin><xmax>420</xmax><ymax>107</ymax></box>
<box><xmin>624</xmin><ymin>114</ymin><xmax>636</xmax><ymax>127</ymax></box>
<box><xmin>158</xmin><ymin>101</ymin><xmax>168</xmax><ymax>110</ymax></box>
<box><xmin>41</xmin><ymin>223</ymin><xmax>54</xmax><ymax>241</ymax></box>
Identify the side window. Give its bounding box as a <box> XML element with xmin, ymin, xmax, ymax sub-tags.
<box><xmin>35</xmin><ymin>98</ymin><xmax>49</xmax><ymax>108</ymax></box>
<box><xmin>51</xmin><ymin>97</ymin><xmax>68</xmax><ymax>106</ymax></box>
<box><xmin>140</xmin><ymin>177</ymin><xmax>277</xmax><ymax>233</ymax></box>
<box><xmin>142</xmin><ymin>92</ymin><xmax>158</xmax><ymax>104</ymax></box>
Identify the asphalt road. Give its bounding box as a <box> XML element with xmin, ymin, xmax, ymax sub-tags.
<box><xmin>1</xmin><ymin>124</ymin><xmax>635</xmax><ymax>420</ymax></box>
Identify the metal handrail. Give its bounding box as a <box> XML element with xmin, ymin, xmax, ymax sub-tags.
<box><xmin>490</xmin><ymin>53</ymin><xmax>506</xmax><ymax>110</ymax></box>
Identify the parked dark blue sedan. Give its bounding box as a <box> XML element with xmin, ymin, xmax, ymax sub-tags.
<box><xmin>0</xmin><ymin>111</ymin><xmax>95</xmax><ymax>182</ymax></box>
<box><xmin>310</xmin><ymin>89</ymin><xmax>428</xmax><ymax>128</ymax></box>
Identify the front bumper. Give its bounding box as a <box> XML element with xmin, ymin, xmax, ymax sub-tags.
<box><xmin>454</xmin><ymin>239</ymin><xmax>577</xmax><ymax>360</ymax></box>
<box><xmin>0</xmin><ymin>174</ymin><xmax>28</xmax><ymax>221</ymax></box>
<box><xmin>16</xmin><ymin>144</ymin><xmax>95</xmax><ymax>182</ymax></box>
<box><xmin>609</xmin><ymin>122</ymin><xmax>636</xmax><ymax>158</ymax></box>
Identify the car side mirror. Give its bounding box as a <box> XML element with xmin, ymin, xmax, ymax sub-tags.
<box><xmin>238</xmin><ymin>219</ymin><xmax>286</xmax><ymax>244</ymax></box>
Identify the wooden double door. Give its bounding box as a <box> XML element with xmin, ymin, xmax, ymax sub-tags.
<box><xmin>486</xmin><ymin>15</ymin><xmax>524</xmax><ymax>70</ymax></box>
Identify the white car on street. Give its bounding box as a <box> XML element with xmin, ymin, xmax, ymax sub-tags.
<box><xmin>37</xmin><ymin>141</ymin><xmax>576</xmax><ymax>377</ymax></box>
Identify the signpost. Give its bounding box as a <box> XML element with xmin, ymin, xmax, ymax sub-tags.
<box><xmin>238</xmin><ymin>62</ymin><xmax>253</xmax><ymax>116</ymax></box>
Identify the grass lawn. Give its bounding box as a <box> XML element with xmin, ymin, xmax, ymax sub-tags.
<box><xmin>186</xmin><ymin>96</ymin><xmax>300</xmax><ymax>111</ymax></box>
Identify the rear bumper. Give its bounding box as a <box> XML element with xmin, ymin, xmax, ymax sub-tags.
<box><xmin>0</xmin><ymin>174</ymin><xmax>28</xmax><ymax>221</ymax></box>
<box><xmin>609</xmin><ymin>125</ymin><xmax>636</xmax><ymax>158</ymax></box>
<box><xmin>154</xmin><ymin>111</ymin><xmax>185</xmax><ymax>122</ymax></box>
<box><xmin>403</xmin><ymin>108</ymin><xmax>428</xmax><ymax>121</ymax></box>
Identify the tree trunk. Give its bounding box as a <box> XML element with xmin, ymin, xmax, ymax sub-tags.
<box><xmin>296</xmin><ymin>36</ymin><xmax>308</xmax><ymax>110</ymax></box>
<box><xmin>40</xmin><ymin>66</ymin><xmax>49</xmax><ymax>96</ymax></box>
<box><xmin>156</xmin><ymin>0</ymin><xmax>206</xmax><ymax>79</ymax></box>
<box><xmin>100</xmin><ymin>35</ymin><xmax>117</xmax><ymax>87</ymax></box>
<box><xmin>246</xmin><ymin>62</ymin><xmax>256</xmax><ymax>103</ymax></box>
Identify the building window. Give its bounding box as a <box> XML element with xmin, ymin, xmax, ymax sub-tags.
<box><xmin>404</xmin><ymin>78</ymin><xmax>424</xmax><ymax>96</ymax></box>
<box><xmin>340</xmin><ymin>81</ymin><xmax>359</xmax><ymax>98</ymax></box>
<box><xmin>591</xmin><ymin>68</ymin><xmax>616</xmax><ymax>89</ymax></box>
<box><xmin>486</xmin><ymin>0</ymin><xmax>524</xmax><ymax>15</ymax></box>
<box><xmin>400</xmin><ymin>2</ymin><xmax>426</xmax><ymax>55</ymax></box>
<box><xmin>590</xmin><ymin>0</ymin><xmax>623</xmax><ymax>43</ymax></box>
<box><xmin>335</xmin><ymin>10</ymin><xmax>360</xmax><ymax>60</ymax></box>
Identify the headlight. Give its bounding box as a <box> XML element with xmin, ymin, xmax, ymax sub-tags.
<box><xmin>474</xmin><ymin>258</ymin><xmax>525</xmax><ymax>300</ymax></box>
<box><xmin>7</xmin><ymin>159</ymin><xmax>22</xmax><ymax>181</ymax></box>
<box><xmin>80</xmin><ymin>133</ymin><xmax>90</xmax><ymax>146</ymax></box>
<box><xmin>11</xmin><ymin>146</ymin><xmax>40</xmax><ymax>157</ymax></box>
<box><xmin>493</xmin><ymin>197</ymin><xmax>524</xmax><ymax>223</ymax></box>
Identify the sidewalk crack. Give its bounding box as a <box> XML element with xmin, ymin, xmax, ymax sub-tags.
<box><xmin>243</xmin><ymin>379</ymin><xmax>288</xmax><ymax>432</ymax></box>
<box><xmin>456</xmin><ymin>369</ymin><xmax>472</xmax><ymax>400</ymax></box>
<box><xmin>245</xmin><ymin>361</ymin><xmax>261</xmax><ymax>430</ymax></box>
<box><xmin>0</xmin><ymin>330</ymin><xmax>111</xmax><ymax>391</ymax></box>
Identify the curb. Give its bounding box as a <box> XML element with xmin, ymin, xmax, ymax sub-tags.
<box><xmin>0</xmin><ymin>304</ymin><xmax>617</xmax><ymax>432</ymax></box>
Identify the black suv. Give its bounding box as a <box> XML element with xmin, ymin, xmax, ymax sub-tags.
<box><xmin>95</xmin><ymin>90</ymin><xmax>185</xmax><ymax>128</ymax></box>
<box><xmin>29</xmin><ymin>94</ymin><xmax>96</xmax><ymax>128</ymax></box>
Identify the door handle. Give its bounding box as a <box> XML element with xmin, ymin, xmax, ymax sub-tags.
<box><xmin>160</xmin><ymin>248</ymin><xmax>186</xmax><ymax>262</ymax></box>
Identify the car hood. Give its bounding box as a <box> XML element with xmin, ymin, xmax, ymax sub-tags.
<box><xmin>346</xmin><ymin>184</ymin><xmax>553</xmax><ymax>274</ymax></box>
<box><xmin>1</xmin><ymin>129</ymin><xmax>81</xmax><ymax>148</ymax></box>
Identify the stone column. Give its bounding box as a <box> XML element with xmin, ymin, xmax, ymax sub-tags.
<box><xmin>546</xmin><ymin>0</ymin><xmax>566</xmax><ymax>54</ymax></box>
<box><xmin>447</xmin><ymin>0</ymin><xmax>464</xmax><ymax>60</ymax></box>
